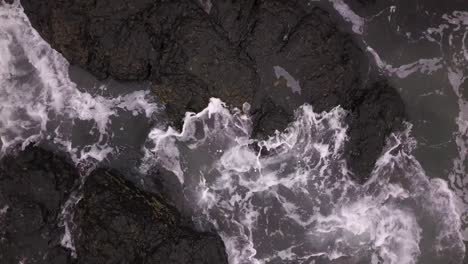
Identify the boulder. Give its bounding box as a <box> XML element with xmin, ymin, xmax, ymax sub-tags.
<box><xmin>0</xmin><ymin>146</ymin><xmax>78</xmax><ymax>264</ymax></box>
<box><xmin>0</xmin><ymin>146</ymin><xmax>228</xmax><ymax>264</ymax></box>
<box><xmin>74</xmin><ymin>168</ymin><xmax>228</xmax><ymax>264</ymax></box>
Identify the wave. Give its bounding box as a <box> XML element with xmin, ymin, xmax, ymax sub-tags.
<box><xmin>143</xmin><ymin>98</ymin><xmax>465</xmax><ymax>264</ymax></box>
<box><xmin>0</xmin><ymin>1</ymin><xmax>160</xmax><ymax>166</ymax></box>
<box><xmin>0</xmin><ymin>1</ymin><xmax>466</xmax><ymax>263</ymax></box>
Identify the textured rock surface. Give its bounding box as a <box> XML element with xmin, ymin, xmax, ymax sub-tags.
<box><xmin>0</xmin><ymin>147</ymin><xmax>228</xmax><ymax>264</ymax></box>
<box><xmin>74</xmin><ymin>168</ymin><xmax>228</xmax><ymax>264</ymax></box>
<box><xmin>21</xmin><ymin>0</ymin><xmax>406</xmax><ymax>180</ymax></box>
<box><xmin>0</xmin><ymin>147</ymin><xmax>77</xmax><ymax>264</ymax></box>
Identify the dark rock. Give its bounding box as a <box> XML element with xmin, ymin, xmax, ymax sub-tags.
<box><xmin>345</xmin><ymin>80</ymin><xmax>406</xmax><ymax>181</ymax></box>
<box><xmin>144</xmin><ymin>166</ymin><xmax>194</xmax><ymax>218</ymax></box>
<box><xmin>0</xmin><ymin>146</ymin><xmax>78</xmax><ymax>264</ymax></box>
<box><xmin>21</xmin><ymin>0</ymin><xmax>406</xmax><ymax>180</ymax></box>
<box><xmin>251</xmin><ymin>97</ymin><xmax>293</xmax><ymax>140</ymax></box>
<box><xmin>0</xmin><ymin>147</ymin><xmax>228</xmax><ymax>264</ymax></box>
<box><xmin>74</xmin><ymin>168</ymin><xmax>228</xmax><ymax>264</ymax></box>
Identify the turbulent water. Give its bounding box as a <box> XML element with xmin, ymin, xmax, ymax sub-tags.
<box><xmin>324</xmin><ymin>0</ymin><xmax>468</xmax><ymax>241</ymax></box>
<box><xmin>0</xmin><ymin>1</ymin><xmax>160</xmax><ymax>167</ymax></box>
<box><xmin>142</xmin><ymin>99</ymin><xmax>464</xmax><ymax>264</ymax></box>
<box><xmin>0</xmin><ymin>1</ymin><xmax>467</xmax><ymax>264</ymax></box>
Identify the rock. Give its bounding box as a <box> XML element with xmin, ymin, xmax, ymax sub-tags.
<box><xmin>21</xmin><ymin>0</ymin><xmax>406</xmax><ymax>181</ymax></box>
<box><xmin>345</xmin><ymin>80</ymin><xmax>406</xmax><ymax>182</ymax></box>
<box><xmin>74</xmin><ymin>168</ymin><xmax>228</xmax><ymax>264</ymax></box>
<box><xmin>0</xmin><ymin>146</ymin><xmax>228</xmax><ymax>264</ymax></box>
<box><xmin>0</xmin><ymin>146</ymin><xmax>78</xmax><ymax>264</ymax></box>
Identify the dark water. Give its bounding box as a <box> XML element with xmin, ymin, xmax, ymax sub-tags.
<box><xmin>318</xmin><ymin>0</ymin><xmax>468</xmax><ymax>240</ymax></box>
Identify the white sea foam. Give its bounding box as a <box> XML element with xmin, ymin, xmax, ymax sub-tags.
<box><xmin>327</xmin><ymin>0</ymin><xmax>468</xmax><ymax>244</ymax></box>
<box><xmin>366</xmin><ymin>47</ymin><xmax>444</xmax><ymax>78</ymax></box>
<box><xmin>1</xmin><ymin>1</ymin><xmax>467</xmax><ymax>263</ymax></box>
<box><xmin>329</xmin><ymin>0</ymin><xmax>365</xmax><ymax>34</ymax></box>
<box><xmin>0</xmin><ymin>1</ymin><xmax>161</xmax><ymax>256</ymax></box>
<box><xmin>143</xmin><ymin>99</ymin><xmax>465</xmax><ymax>264</ymax></box>
<box><xmin>437</xmin><ymin>12</ymin><xmax>468</xmax><ymax>242</ymax></box>
<box><xmin>0</xmin><ymin>1</ymin><xmax>160</xmax><ymax>165</ymax></box>
<box><xmin>406</xmin><ymin>10</ymin><xmax>468</xmax><ymax>241</ymax></box>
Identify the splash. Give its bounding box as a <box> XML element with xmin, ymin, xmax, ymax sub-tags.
<box><xmin>325</xmin><ymin>0</ymin><xmax>468</xmax><ymax>243</ymax></box>
<box><xmin>143</xmin><ymin>98</ymin><xmax>465</xmax><ymax>264</ymax></box>
<box><xmin>0</xmin><ymin>2</ymin><xmax>161</xmax><ymax>256</ymax></box>
<box><xmin>1</xmin><ymin>1</ymin><xmax>466</xmax><ymax>263</ymax></box>
<box><xmin>0</xmin><ymin>1</ymin><xmax>160</xmax><ymax>165</ymax></box>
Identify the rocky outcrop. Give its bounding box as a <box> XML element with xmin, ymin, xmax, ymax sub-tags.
<box><xmin>345</xmin><ymin>80</ymin><xmax>405</xmax><ymax>182</ymax></box>
<box><xmin>74</xmin><ymin>168</ymin><xmax>227</xmax><ymax>264</ymax></box>
<box><xmin>0</xmin><ymin>146</ymin><xmax>228</xmax><ymax>264</ymax></box>
<box><xmin>0</xmin><ymin>147</ymin><xmax>78</xmax><ymax>264</ymax></box>
<box><xmin>21</xmin><ymin>0</ymin><xmax>406</xmax><ymax>181</ymax></box>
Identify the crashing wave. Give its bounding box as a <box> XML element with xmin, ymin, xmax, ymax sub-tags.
<box><xmin>0</xmin><ymin>1</ymin><xmax>466</xmax><ymax>263</ymax></box>
<box><xmin>0</xmin><ymin>1</ymin><xmax>160</xmax><ymax>165</ymax></box>
<box><xmin>143</xmin><ymin>98</ymin><xmax>465</xmax><ymax>264</ymax></box>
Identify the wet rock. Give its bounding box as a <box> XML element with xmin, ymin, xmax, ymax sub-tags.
<box><xmin>74</xmin><ymin>168</ymin><xmax>227</xmax><ymax>264</ymax></box>
<box><xmin>0</xmin><ymin>147</ymin><xmax>228</xmax><ymax>264</ymax></box>
<box><xmin>346</xmin><ymin>80</ymin><xmax>406</xmax><ymax>181</ymax></box>
<box><xmin>0</xmin><ymin>146</ymin><xmax>78</xmax><ymax>264</ymax></box>
<box><xmin>21</xmin><ymin>0</ymin><xmax>406</xmax><ymax>180</ymax></box>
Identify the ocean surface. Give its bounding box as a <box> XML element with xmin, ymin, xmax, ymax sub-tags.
<box><xmin>0</xmin><ymin>0</ymin><xmax>467</xmax><ymax>263</ymax></box>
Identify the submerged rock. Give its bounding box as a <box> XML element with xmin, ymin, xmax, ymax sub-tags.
<box><xmin>21</xmin><ymin>0</ymin><xmax>406</xmax><ymax>180</ymax></box>
<box><xmin>0</xmin><ymin>146</ymin><xmax>228</xmax><ymax>264</ymax></box>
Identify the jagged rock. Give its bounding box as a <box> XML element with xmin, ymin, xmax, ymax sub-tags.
<box><xmin>0</xmin><ymin>146</ymin><xmax>78</xmax><ymax>264</ymax></box>
<box><xmin>0</xmin><ymin>147</ymin><xmax>228</xmax><ymax>264</ymax></box>
<box><xmin>21</xmin><ymin>0</ymin><xmax>406</xmax><ymax>180</ymax></box>
<box><xmin>345</xmin><ymin>80</ymin><xmax>406</xmax><ymax>181</ymax></box>
<box><xmin>74</xmin><ymin>168</ymin><xmax>227</xmax><ymax>264</ymax></box>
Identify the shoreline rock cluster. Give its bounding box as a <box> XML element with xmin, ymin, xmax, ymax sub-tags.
<box><xmin>22</xmin><ymin>0</ymin><xmax>406</xmax><ymax>182</ymax></box>
<box><xmin>1</xmin><ymin>0</ymin><xmax>409</xmax><ymax>263</ymax></box>
<box><xmin>0</xmin><ymin>146</ymin><xmax>228</xmax><ymax>263</ymax></box>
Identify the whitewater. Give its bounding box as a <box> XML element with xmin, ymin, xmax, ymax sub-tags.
<box><xmin>0</xmin><ymin>1</ymin><xmax>466</xmax><ymax>264</ymax></box>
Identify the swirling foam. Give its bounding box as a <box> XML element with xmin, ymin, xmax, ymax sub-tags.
<box><xmin>144</xmin><ymin>98</ymin><xmax>465</xmax><ymax>264</ymax></box>
<box><xmin>0</xmin><ymin>2</ymin><xmax>161</xmax><ymax>255</ymax></box>
<box><xmin>0</xmin><ymin>1</ymin><xmax>160</xmax><ymax>165</ymax></box>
